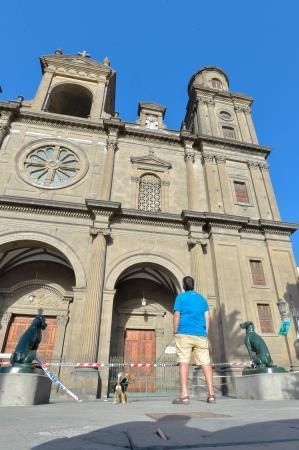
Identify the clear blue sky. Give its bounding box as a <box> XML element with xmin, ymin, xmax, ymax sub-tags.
<box><xmin>1</xmin><ymin>0</ymin><xmax>299</xmax><ymax>264</ymax></box>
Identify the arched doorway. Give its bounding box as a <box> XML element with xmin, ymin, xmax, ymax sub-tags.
<box><xmin>0</xmin><ymin>241</ymin><xmax>76</xmax><ymax>367</ymax></box>
<box><xmin>107</xmin><ymin>263</ymin><xmax>180</xmax><ymax>394</ymax></box>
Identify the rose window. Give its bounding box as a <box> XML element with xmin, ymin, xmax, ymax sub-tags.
<box><xmin>138</xmin><ymin>174</ymin><xmax>161</xmax><ymax>212</ymax></box>
<box><xmin>23</xmin><ymin>145</ymin><xmax>81</xmax><ymax>188</ymax></box>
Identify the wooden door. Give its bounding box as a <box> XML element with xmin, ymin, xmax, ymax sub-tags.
<box><xmin>124</xmin><ymin>329</ymin><xmax>156</xmax><ymax>392</ymax></box>
<box><xmin>3</xmin><ymin>315</ymin><xmax>57</xmax><ymax>363</ymax></box>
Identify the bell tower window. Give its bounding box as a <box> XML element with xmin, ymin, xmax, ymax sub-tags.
<box><xmin>222</xmin><ymin>126</ymin><xmax>236</xmax><ymax>140</ymax></box>
<box><xmin>138</xmin><ymin>174</ymin><xmax>161</xmax><ymax>212</ymax></box>
<box><xmin>211</xmin><ymin>78</ymin><xmax>222</xmax><ymax>90</ymax></box>
<box><xmin>46</xmin><ymin>83</ymin><xmax>92</xmax><ymax>118</ymax></box>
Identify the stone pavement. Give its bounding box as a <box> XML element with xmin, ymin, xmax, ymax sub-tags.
<box><xmin>0</xmin><ymin>396</ymin><xmax>299</xmax><ymax>450</ymax></box>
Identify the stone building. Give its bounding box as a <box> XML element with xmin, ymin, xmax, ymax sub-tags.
<box><xmin>0</xmin><ymin>50</ymin><xmax>298</xmax><ymax>397</ymax></box>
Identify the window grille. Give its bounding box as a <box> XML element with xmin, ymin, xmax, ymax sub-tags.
<box><xmin>234</xmin><ymin>181</ymin><xmax>249</xmax><ymax>204</ymax></box>
<box><xmin>257</xmin><ymin>303</ymin><xmax>274</xmax><ymax>333</ymax></box>
<box><xmin>222</xmin><ymin>126</ymin><xmax>236</xmax><ymax>139</ymax></box>
<box><xmin>138</xmin><ymin>174</ymin><xmax>161</xmax><ymax>212</ymax></box>
<box><xmin>250</xmin><ymin>260</ymin><xmax>266</xmax><ymax>286</ymax></box>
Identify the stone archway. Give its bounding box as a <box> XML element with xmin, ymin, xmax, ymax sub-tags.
<box><xmin>0</xmin><ymin>234</ymin><xmax>84</xmax><ymax>371</ymax></box>
<box><xmin>98</xmin><ymin>259</ymin><xmax>182</xmax><ymax>396</ymax></box>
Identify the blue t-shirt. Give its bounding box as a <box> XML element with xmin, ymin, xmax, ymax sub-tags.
<box><xmin>173</xmin><ymin>290</ymin><xmax>209</xmax><ymax>336</ymax></box>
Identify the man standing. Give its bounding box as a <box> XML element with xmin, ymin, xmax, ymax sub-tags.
<box><xmin>173</xmin><ymin>276</ymin><xmax>215</xmax><ymax>404</ymax></box>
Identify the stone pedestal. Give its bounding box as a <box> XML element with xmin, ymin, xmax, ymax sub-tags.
<box><xmin>69</xmin><ymin>367</ymin><xmax>101</xmax><ymax>399</ymax></box>
<box><xmin>0</xmin><ymin>371</ymin><xmax>52</xmax><ymax>406</ymax></box>
<box><xmin>235</xmin><ymin>372</ymin><xmax>299</xmax><ymax>400</ymax></box>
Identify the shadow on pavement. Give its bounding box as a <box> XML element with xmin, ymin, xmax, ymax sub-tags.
<box><xmin>31</xmin><ymin>414</ymin><xmax>299</xmax><ymax>450</ymax></box>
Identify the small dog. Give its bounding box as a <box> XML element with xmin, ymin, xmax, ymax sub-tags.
<box><xmin>112</xmin><ymin>372</ymin><xmax>132</xmax><ymax>404</ymax></box>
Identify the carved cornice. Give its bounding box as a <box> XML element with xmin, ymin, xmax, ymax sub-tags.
<box><xmin>181</xmin><ymin>211</ymin><xmax>298</xmax><ymax>235</ymax></box>
<box><xmin>196</xmin><ymin>134</ymin><xmax>271</xmax><ymax>157</ymax></box>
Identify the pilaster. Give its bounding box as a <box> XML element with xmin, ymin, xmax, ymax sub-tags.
<box><xmin>248</xmin><ymin>160</ymin><xmax>272</xmax><ymax>219</ymax></box>
<box><xmin>234</xmin><ymin>106</ymin><xmax>251</xmax><ymax>142</ymax></box>
<box><xmin>215</xmin><ymin>155</ymin><xmax>231</xmax><ymax>214</ymax></box>
<box><xmin>80</xmin><ymin>227</ymin><xmax>110</xmax><ymax>362</ymax></box>
<box><xmin>101</xmin><ymin>129</ymin><xmax>118</xmax><ymax>200</ymax></box>
<box><xmin>260</xmin><ymin>162</ymin><xmax>281</xmax><ymax>220</ymax></box>
<box><xmin>202</xmin><ymin>153</ymin><xmax>223</xmax><ymax>213</ymax></box>
<box><xmin>244</xmin><ymin>107</ymin><xmax>258</xmax><ymax>144</ymax></box>
<box><xmin>184</xmin><ymin>143</ymin><xmax>196</xmax><ymax>210</ymax></box>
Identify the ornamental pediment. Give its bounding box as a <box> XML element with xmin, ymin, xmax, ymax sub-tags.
<box><xmin>131</xmin><ymin>151</ymin><xmax>171</xmax><ymax>169</ymax></box>
<box><xmin>40</xmin><ymin>54</ymin><xmax>113</xmax><ymax>79</ymax></box>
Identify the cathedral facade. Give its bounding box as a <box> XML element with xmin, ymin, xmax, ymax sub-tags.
<box><xmin>0</xmin><ymin>51</ymin><xmax>298</xmax><ymax>397</ymax></box>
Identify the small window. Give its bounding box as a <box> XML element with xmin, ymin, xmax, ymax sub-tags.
<box><xmin>211</xmin><ymin>78</ymin><xmax>222</xmax><ymax>90</ymax></box>
<box><xmin>257</xmin><ymin>303</ymin><xmax>274</xmax><ymax>333</ymax></box>
<box><xmin>250</xmin><ymin>260</ymin><xmax>266</xmax><ymax>286</ymax></box>
<box><xmin>234</xmin><ymin>181</ymin><xmax>249</xmax><ymax>204</ymax></box>
<box><xmin>138</xmin><ymin>174</ymin><xmax>161</xmax><ymax>212</ymax></box>
<box><xmin>222</xmin><ymin>126</ymin><xmax>236</xmax><ymax>139</ymax></box>
<box><xmin>219</xmin><ymin>111</ymin><xmax>231</xmax><ymax>121</ymax></box>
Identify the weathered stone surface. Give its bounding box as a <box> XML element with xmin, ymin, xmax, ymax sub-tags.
<box><xmin>235</xmin><ymin>372</ymin><xmax>299</xmax><ymax>400</ymax></box>
<box><xmin>0</xmin><ymin>372</ymin><xmax>51</xmax><ymax>406</ymax></box>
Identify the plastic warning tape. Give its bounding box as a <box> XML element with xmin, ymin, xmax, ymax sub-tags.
<box><xmin>37</xmin><ymin>361</ymin><xmax>252</xmax><ymax>368</ymax></box>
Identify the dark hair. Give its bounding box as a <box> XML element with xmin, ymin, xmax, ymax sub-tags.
<box><xmin>183</xmin><ymin>276</ymin><xmax>194</xmax><ymax>291</ymax></box>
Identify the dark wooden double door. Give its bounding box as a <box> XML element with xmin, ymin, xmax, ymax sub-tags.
<box><xmin>124</xmin><ymin>329</ymin><xmax>156</xmax><ymax>392</ymax></box>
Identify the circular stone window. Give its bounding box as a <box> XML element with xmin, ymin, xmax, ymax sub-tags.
<box><xmin>17</xmin><ymin>139</ymin><xmax>88</xmax><ymax>189</ymax></box>
<box><xmin>218</xmin><ymin>111</ymin><xmax>232</xmax><ymax>121</ymax></box>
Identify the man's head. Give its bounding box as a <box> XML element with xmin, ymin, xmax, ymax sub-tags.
<box><xmin>183</xmin><ymin>276</ymin><xmax>194</xmax><ymax>291</ymax></box>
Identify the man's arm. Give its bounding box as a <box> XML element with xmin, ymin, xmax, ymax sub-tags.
<box><xmin>173</xmin><ymin>311</ymin><xmax>180</xmax><ymax>334</ymax></box>
<box><xmin>205</xmin><ymin>311</ymin><xmax>211</xmax><ymax>334</ymax></box>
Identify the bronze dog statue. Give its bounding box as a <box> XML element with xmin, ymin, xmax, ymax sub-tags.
<box><xmin>10</xmin><ymin>314</ymin><xmax>47</xmax><ymax>366</ymax></box>
<box><xmin>240</xmin><ymin>321</ymin><xmax>274</xmax><ymax>368</ymax></box>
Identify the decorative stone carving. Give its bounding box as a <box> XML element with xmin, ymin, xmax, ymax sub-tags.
<box><xmin>184</xmin><ymin>152</ymin><xmax>195</xmax><ymax>163</ymax></box>
<box><xmin>202</xmin><ymin>152</ymin><xmax>215</xmax><ymax>163</ymax></box>
<box><xmin>215</xmin><ymin>155</ymin><xmax>226</xmax><ymax>164</ymax></box>
<box><xmin>248</xmin><ymin>160</ymin><xmax>260</xmax><ymax>170</ymax></box>
<box><xmin>56</xmin><ymin>315</ymin><xmax>68</xmax><ymax>326</ymax></box>
<box><xmin>17</xmin><ymin>139</ymin><xmax>89</xmax><ymax>190</ymax></box>
<box><xmin>259</xmin><ymin>162</ymin><xmax>269</xmax><ymax>171</ymax></box>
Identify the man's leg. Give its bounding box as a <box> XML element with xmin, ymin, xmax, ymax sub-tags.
<box><xmin>179</xmin><ymin>362</ymin><xmax>189</xmax><ymax>398</ymax></box>
<box><xmin>202</xmin><ymin>363</ymin><xmax>215</xmax><ymax>396</ymax></box>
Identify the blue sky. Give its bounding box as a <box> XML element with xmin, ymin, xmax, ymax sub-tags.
<box><xmin>1</xmin><ymin>0</ymin><xmax>299</xmax><ymax>263</ymax></box>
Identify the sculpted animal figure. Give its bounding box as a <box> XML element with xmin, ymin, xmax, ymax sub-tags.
<box><xmin>240</xmin><ymin>321</ymin><xmax>274</xmax><ymax>368</ymax></box>
<box><xmin>112</xmin><ymin>372</ymin><xmax>132</xmax><ymax>404</ymax></box>
<box><xmin>10</xmin><ymin>315</ymin><xmax>47</xmax><ymax>365</ymax></box>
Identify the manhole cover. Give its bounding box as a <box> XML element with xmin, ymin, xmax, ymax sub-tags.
<box><xmin>147</xmin><ymin>412</ymin><xmax>231</xmax><ymax>420</ymax></box>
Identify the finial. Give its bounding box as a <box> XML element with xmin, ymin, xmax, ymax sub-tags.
<box><xmin>114</xmin><ymin>112</ymin><xmax>119</xmax><ymax>118</ymax></box>
<box><xmin>77</xmin><ymin>50</ymin><xmax>90</xmax><ymax>58</ymax></box>
<box><xmin>17</xmin><ymin>95</ymin><xmax>24</xmax><ymax>105</ymax></box>
<box><xmin>103</xmin><ymin>57</ymin><xmax>110</xmax><ymax>66</ymax></box>
<box><xmin>55</xmin><ymin>48</ymin><xmax>63</xmax><ymax>55</ymax></box>
<box><xmin>181</xmin><ymin>121</ymin><xmax>187</xmax><ymax>131</ymax></box>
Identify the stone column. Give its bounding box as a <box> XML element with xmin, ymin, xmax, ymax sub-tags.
<box><xmin>248</xmin><ymin>161</ymin><xmax>272</xmax><ymax>219</ymax></box>
<box><xmin>188</xmin><ymin>235</ymin><xmax>208</xmax><ymax>297</ymax></box>
<box><xmin>184</xmin><ymin>145</ymin><xmax>196</xmax><ymax>210</ymax></box>
<box><xmin>215</xmin><ymin>155</ymin><xmax>231</xmax><ymax>214</ymax></box>
<box><xmin>0</xmin><ymin>111</ymin><xmax>13</xmax><ymax>148</ymax></box>
<box><xmin>234</xmin><ymin>106</ymin><xmax>251</xmax><ymax>142</ymax></box>
<box><xmin>0</xmin><ymin>312</ymin><xmax>12</xmax><ymax>351</ymax></box>
<box><xmin>32</xmin><ymin>71</ymin><xmax>54</xmax><ymax>111</ymax></box>
<box><xmin>101</xmin><ymin>131</ymin><xmax>118</xmax><ymax>200</ymax></box>
<box><xmin>259</xmin><ymin>162</ymin><xmax>281</xmax><ymax>220</ymax></box>
<box><xmin>97</xmin><ymin>289</ymin><xmax>116</xmax><ymax>397</ymax></box>
<box><xmin>202</xmin><ymin>153</ymin><xmax>222</xmax><ymax>213</ymax></box>
<box><xmin>197</xmin><ymin>98</ymin><xmax>210</xmax><ymax>134</ymax></box>
<box><xmin>80</xmin><ymin>227</ymin><xmax>110</xmax><ymax>363</ymax></box>
<box><xmin>244</xmin><ymin>107</ymin><xmax>258</xmax><ymax>144</ymax></box>
<box><xmin>206</xmin><ymin>99</ymin><xmax>218</xmax><ymax>136</ymax></box>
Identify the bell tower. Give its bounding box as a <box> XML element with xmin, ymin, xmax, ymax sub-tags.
<box><xmin>184</xmin><ymin>66</ymin><xmax>258</xmax><ymax>144</ymax></box>
<box><xmin>30</xmin><ymin>49</ymin><xmax>116</xmax><ymax>121</ymax></box>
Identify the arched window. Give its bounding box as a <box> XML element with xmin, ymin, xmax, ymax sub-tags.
<box><xmin>222</xmin><ymin>126</ymin><xmax>236</xmax><ymax>139</ymax></box>
<box><xmin>211</xmin><ymin>78</ymin><xmax>222</xmax><ymax>90</ymax></box>
<box><xmin>46</xmin><ymin>84</ymin><xmax>92</xmax><ymax>118</ymax></box>
<box><xmin>138</xmin><ymin>174</ymin><xmax>161</xmax><ymax>212</ymax></box>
